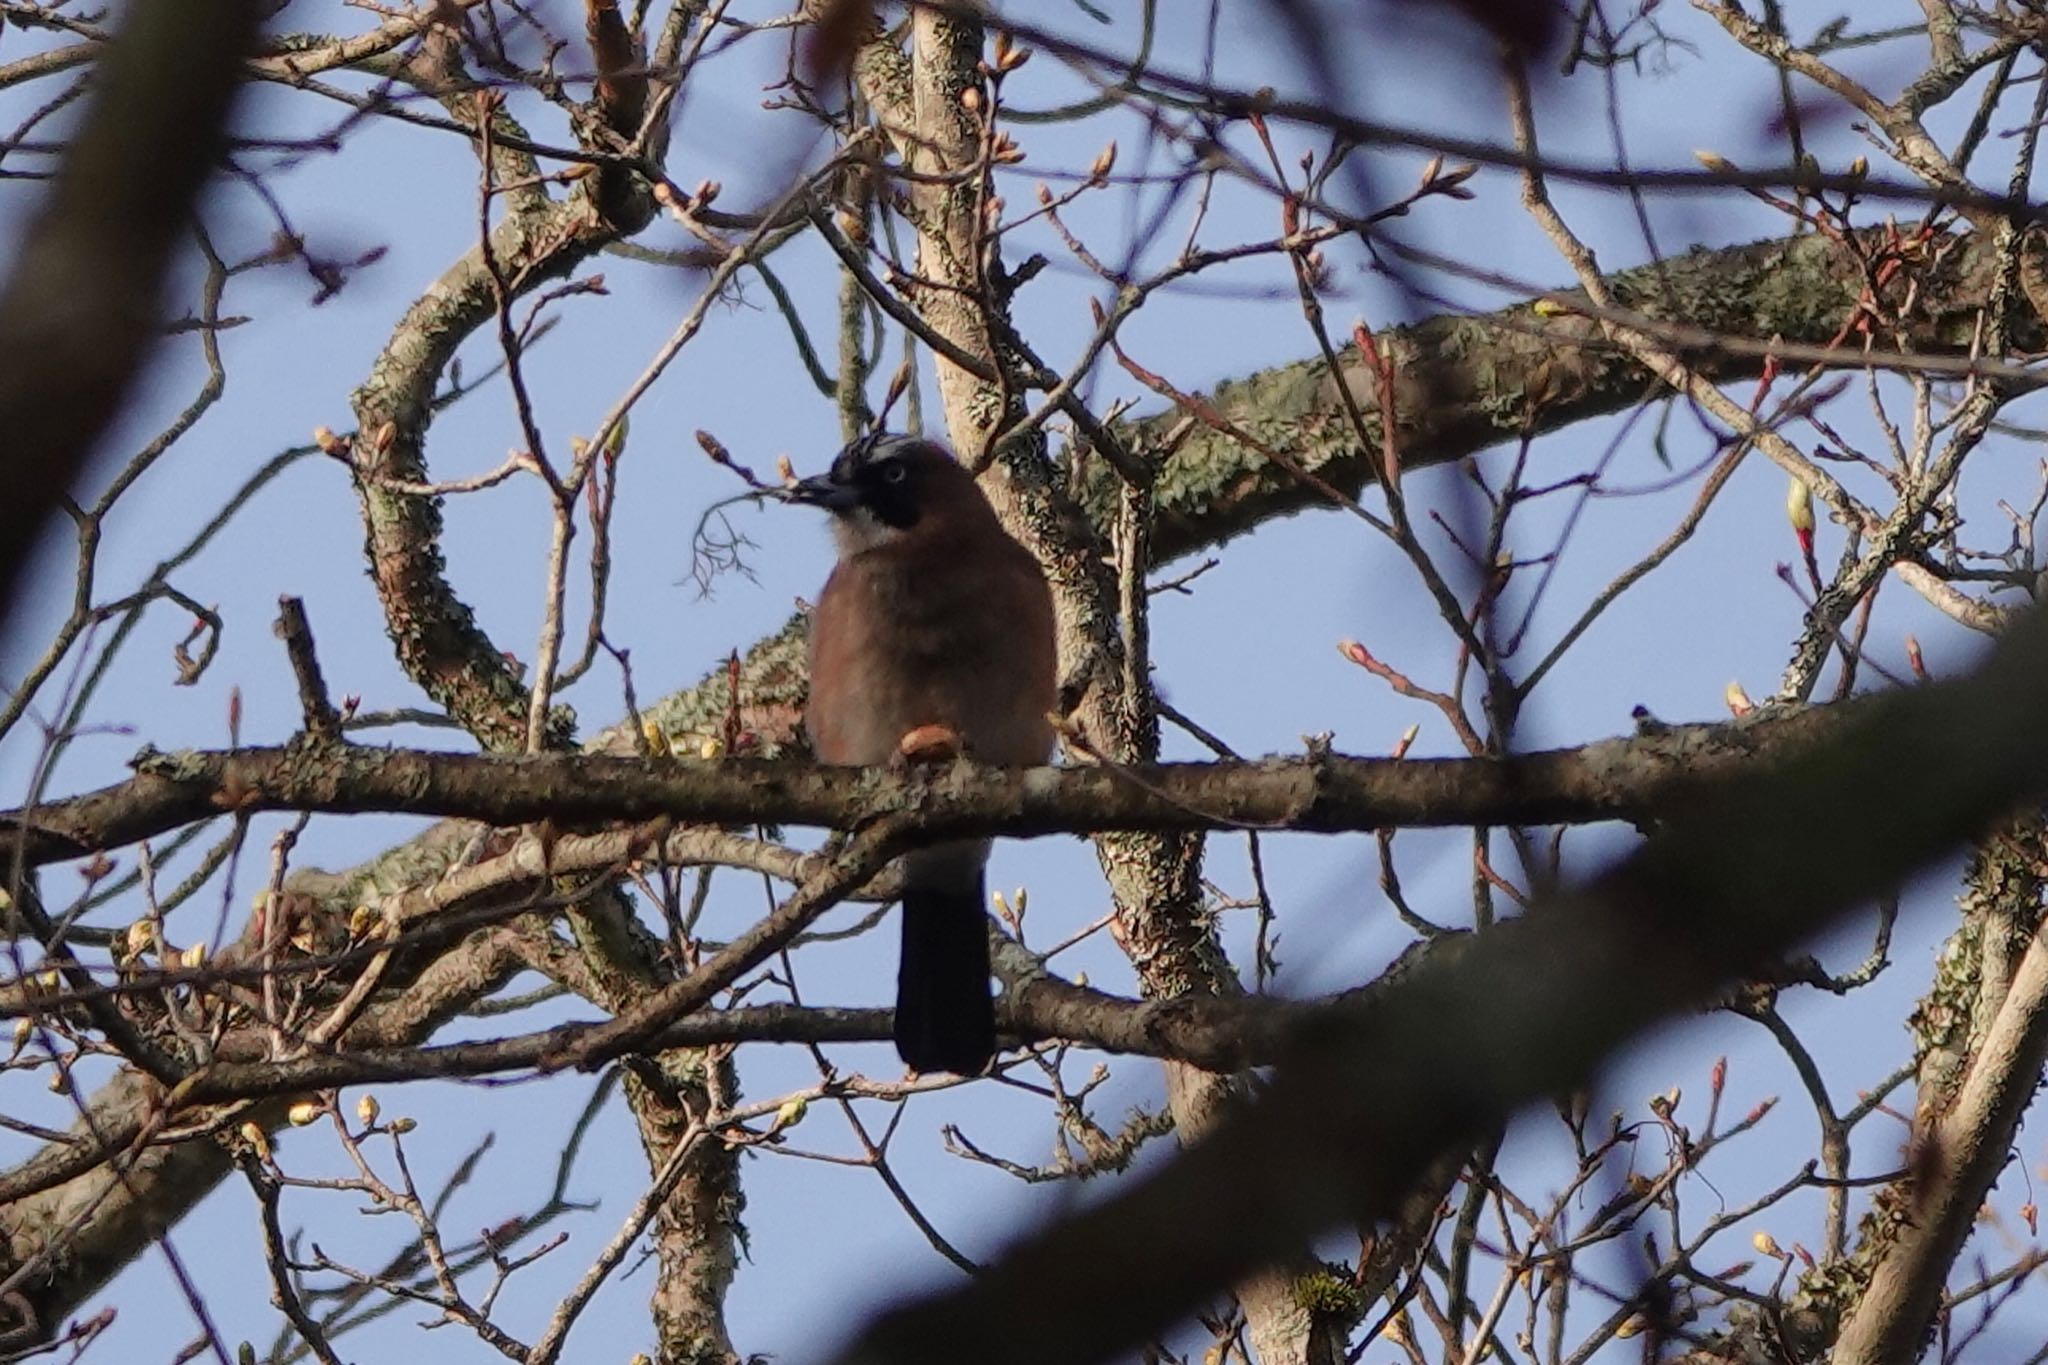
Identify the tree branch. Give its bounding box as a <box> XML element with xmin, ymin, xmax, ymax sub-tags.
<box><xmin>0</xmin><ymin>926</ymin><xmax>525</xmax><ymax>1340</ymax></box>
<box><xmin>0</xmin><ymin>705</ymin><xmax>1849</xmax><ymax>866</ymax></box>
<box><xmin>1094</xmin><ymin>225</ymin><xmax>2022</xmax><ymax>566</ymax></box>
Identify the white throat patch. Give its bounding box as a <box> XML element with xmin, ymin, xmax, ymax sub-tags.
<box><xmin>830</xmin><ymin>506</ymin><xmax>909</xmax><ymax>556</ymax></box>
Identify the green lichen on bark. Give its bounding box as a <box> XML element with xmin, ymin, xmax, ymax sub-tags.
<box><xmin>1075</xmin><ymin>223</ymin><xmax>2024</xmax><ymax>568</ymax></box>
<box><xmin>608</xmin><ymin>612</ymin><xmax>811</xmax><ymax>760</ymax></box>
<box><xmin>1290</xmin><ymin>1263</ymin><xmax>1365</xmax><ymax>1326</ymax></box>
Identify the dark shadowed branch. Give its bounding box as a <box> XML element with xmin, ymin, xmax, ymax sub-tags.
<box><xmin>0</xmin><ymin>1</ymin><xmax>260</xmax><ymax>616</ymax></box>
<box><xmin>0</xmin><ymin>703</ymin><xmax>1848</xmax><ymax>866</ymax></box>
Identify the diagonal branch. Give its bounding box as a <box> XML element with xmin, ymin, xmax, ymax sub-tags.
<box><xmin>831</xmin><ymin>596</ymin><xmax>2048</xmax><ymax>1364</ymax></box>
<box><xmin>1095</xmin><ymin>224</ymin><xmax>2022</xmax><ymax>566</ymax></box>
<box><xmin>1831</xmin><ymin>872</ymin><xmax>2048</xmax><ymax>1363</ymax></box>
<box><xmin>0</xmin><ymin>0</ymin><xmax>261</xmax><ymax>618</ymax></box>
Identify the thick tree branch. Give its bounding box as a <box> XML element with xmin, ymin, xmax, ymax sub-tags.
<box><xmin>1831</xmin><ymin>854</ymin><xmax>2048</xmax><ymax>1363</ymax></box>
<box><xmin>346</xmin><ymin>93</ymin><xmax>632</xmax><ymax>753</ymax></box>
<box><xmin>0</xmin><ymin>705</ymin><xmax>1845</xmax><ymax>866</ymax></box>
<box><xmin>1093</xmin><ymin>225</ymin><xmax>2020</xmax><ymax>565</ymax></box>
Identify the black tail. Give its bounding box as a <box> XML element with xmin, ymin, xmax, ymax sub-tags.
<box><xmin>895</xmin><ymin>879</ymin><xmax>996</xmax><ymax>1075</ymax></box>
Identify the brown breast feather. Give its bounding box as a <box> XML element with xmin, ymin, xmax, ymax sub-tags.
<box><xmin>806</xmin><ymin>529</ymin><xmax>1055</xmax><ymax>768</ymax></box>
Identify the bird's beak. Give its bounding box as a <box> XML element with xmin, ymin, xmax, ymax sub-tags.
<box><xmin>784</xmin><ymin>473</ymin><xmax>863</xmax><ymax>511</ymax></box>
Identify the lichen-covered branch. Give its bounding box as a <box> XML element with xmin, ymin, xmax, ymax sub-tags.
<box><xmin>1096</xmin><ymin>224</ymin><xmax>2023</xmax><ymax>567</ymax></box>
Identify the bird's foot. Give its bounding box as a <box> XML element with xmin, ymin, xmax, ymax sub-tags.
<box><xmin>895</xmin><ymin>723</ymin><xmax>964</xmax><ymax>765</ymax></box>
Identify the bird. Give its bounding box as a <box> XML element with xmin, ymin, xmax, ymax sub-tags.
<box><xmin>788</xmin><ymin>433</ymin><xmax>1057</xmax><ymax>1075</ymax></box>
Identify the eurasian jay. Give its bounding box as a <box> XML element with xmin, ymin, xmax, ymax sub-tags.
<box><xmin>789</xmin><ymin>434</ymin><xmax>1057</xmax><ymax>1075</ymax></box>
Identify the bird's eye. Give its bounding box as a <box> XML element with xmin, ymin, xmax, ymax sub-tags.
<box><xmin>881</xmin><ymin>462</ymin><xmax>909</xmax><ymax>484</ymax></box>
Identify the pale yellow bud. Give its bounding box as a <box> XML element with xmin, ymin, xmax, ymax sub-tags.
<box><xmin>1786</xmin><ymin>476</ymin><xmax>1815</xmax><ymax>534</ymax></box>
<box><xmin>773</xmin><ymin>1097</ymin><xmax>808</xmax><ymax>1131</ymax></box>
<box><xmin>241</xmin><ymin>1121</ymin><xmax>271</xmax><ymax>1159</ymax></box>
<box><xmin>287</xmin><ymin>1100</ymin><xmax>323</xmax><ymax>1127</ymax></box>
<box><xmin>1089</xmin><ymin>141</ymin><xmax>1117</xmax><ymax>184</ymax></box>
<box><xmin>1752</xmin><ymin>1230</ymin><xmax>1783</xmax><ymax>1258</ymax></box>
<box><xmin>600</xmin><ymin>414</ymin><xmax>629</xmax><ymax>461</ymax></box>
<box><xmin>389</xmin><ymin>1116</ymin><xmax>417</xmax><ymax>1135</ymax></box>
<box><xmin>356</xmin><ymin>1093</ymin><xmax>381</xmax><ymax>1127</ymax></box>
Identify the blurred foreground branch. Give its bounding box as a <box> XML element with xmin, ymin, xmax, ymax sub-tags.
<box><xmin>0</xmin><ymin>0</ymin><xmax>259</xmax><ymax>615</ymax></box>
<box><xmin>839</xmin><ymin>605</ymin><xmax>2048</xmax><ymax>1365</ymax></box>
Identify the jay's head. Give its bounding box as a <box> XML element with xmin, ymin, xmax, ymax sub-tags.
<box><xmin>785</xmin><ymin>434</ymin><xmax>995</xmax><ymax>554</ymax></box>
